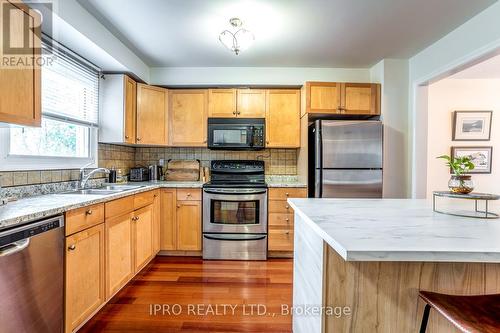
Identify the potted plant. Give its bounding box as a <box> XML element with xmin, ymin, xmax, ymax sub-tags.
<box><xmin>437</xmin><ymin>155</ymin><xmax>475</xmax><ymax>194</ymax></box>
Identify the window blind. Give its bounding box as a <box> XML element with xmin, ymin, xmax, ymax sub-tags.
<box><xmin>41</xmin><ymin>41</ymin><xmax>100</xmax><ymax>126</ymax></box>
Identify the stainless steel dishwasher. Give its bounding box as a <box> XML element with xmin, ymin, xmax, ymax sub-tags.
<box><xmin>0</xmin><ymin>215</ymin><xmax>65</xmax><ymax>333</ymax></box>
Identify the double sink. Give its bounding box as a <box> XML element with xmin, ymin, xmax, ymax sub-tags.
<box><xmin>62</xmin><ymin>185</ymin><xmax>145</xmax><ymax>196</ymax></box>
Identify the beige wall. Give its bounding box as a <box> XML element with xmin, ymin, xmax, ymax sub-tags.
<box><xmin>427</xmin><ymin>79</ymin><xmax>500</xmax><ymax>199</ymax></box>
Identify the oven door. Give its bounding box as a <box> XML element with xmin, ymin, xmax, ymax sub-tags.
<box><xmin>203</xmin><ymin>188</ymin><xmax>268</xmax><ymax>234</ymax></box>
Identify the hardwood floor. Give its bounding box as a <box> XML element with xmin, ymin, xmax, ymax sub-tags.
<box><xmin>79</xmin><ymin>256</ymin><xmax>293</xmax><ymax>333</ymax></box>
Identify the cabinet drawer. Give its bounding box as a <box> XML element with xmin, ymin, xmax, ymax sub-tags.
<box><xmin>65</xmin><ymin>203</ymin><xmax>104</xmax><ymax>236</ymax></box>
<box><xmin>177</xmin><ymin>188</ymin><xmax>201</xmax><ymax>201</ymax></box>
<box><xmin>269</xmin><ymin>188</ymin><xmax>307</xmax><ymax>200</ymax></box>
<box><xmin>268</xmin><ymin>200</ymin><xmax>294</xmax><ymax>214</ymax></box>
<box><xmin>268</xmin><ymin>228</ymin><xmax>294</xmax><ymax>252</ymax></box>
<box><xmin>105</xmin><ymin>195</ymin><xmax>135</xmax><ymax>219</ymax></box>
<box><xmin>269</xmin><ymin>213</ymin><xmax>294</xmax><ymax>228</ymax></box>
<box><xmin>134</xmin><ymin>190</ymin><xmax>156</xmax><ymax>209</ymax></box>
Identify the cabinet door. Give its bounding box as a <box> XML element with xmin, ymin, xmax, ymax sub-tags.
<box><xmin>0</xmin><ymin>0</ymin><xmax>41</xmax><ymax>126</ymax></box>
<box><xmin>152</xmin><ymin>190</ymin><xmax>161</xmax><ymax>254</ymax></box>
<box><xmin>105</xmin><ymin>212</ymin><xmax>134</xmax><ymax>299</ymax></box>
<box><xmin>136</xmin><ymin>84</ymin><xmax>168</xmax><ymax>145</ymax></box>
<box><xmin>133</xmin><ymin>204</ymin><xmax>154</xmax><ymax>272</ymax></box>
<box><xmin>123</xmin><ymin>76</ymin><xmax>137</xmax><ymax>143</ymax></box>
<box><xmin>160</xmin><ymin>189</ymin><xmax>177</xmax><ymax>250</ymax></box>
<box><xmin>266</xmin><ymin>90</ymin><xmax>301</xmax><ymax>148</ymax></box>
<box><xmin>65</xmin><ymin>224</ymin><xmax>105</xmax><ymax>333</ymax></box>
<box><xmin>237</xmin><ymin>89</ymin><xmax>266</xmax><ymax>118</ymax></box>
<box><xmin>176</xmin><ymin>200</ymin><xmax>201</xmax><ymax>251</ymax></box>
<box><xmin>169</xmin><ymin>90</ymin><xmax>208</xmax><ymax>146</ymax></box>
<box><xmin>208</xmin><ymin>89</ymin><xmax>237</xmax><ymax>117</ymax></box>
<box><xmin>306</xmin><ymin>82</ymin><xmax>341</xmax><ymax>114</ymax></box>
<box><xmin>341</xmin><ymin>83</ymin><xmax>380</xmax><ymax>115</ymax></box>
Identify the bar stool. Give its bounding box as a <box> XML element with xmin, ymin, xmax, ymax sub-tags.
<box><xmin>419</xmin><ymin>291</ymin><xmax>500</xmax><ymax>332</ymax></box>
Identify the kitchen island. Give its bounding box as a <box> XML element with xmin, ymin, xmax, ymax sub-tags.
<box><xmin>288</xmin><ymin>199</ymin><xmax>500</xmax><ymax>333</ymax></box>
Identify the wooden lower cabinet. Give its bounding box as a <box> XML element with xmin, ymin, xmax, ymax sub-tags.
<box><xmin>65</xmin><ymin>224</ymin><xmax>105</xmax><ymax>333</ymax></box>
<box><xmin>152</xmin><ymin>190</ymin><xmax>161</xmax><ymax>254</ymax></box>
<box><xmin>105</xmin><ymin>212</ymin><xmax>134</xmax><ymax>299</ymax></box>
<box><xmin>160</xmin><ymin>189</ymin><xmax>177</xmax><ymax>250</ymax></box>
<box><xmin>160</xmin><ymin>188</ymin><xmax>202</xmax><ymax>252</ymax></box>
<box><xmin>268</xmin><ymin>187</ymin><xmax>307</xmax><ymax>256</ymax></box>
<box><xmin>176</xmin><ymin>200</ymin><xmax>202</xmax><ymax>251</ymax></box>
<box><xmin>133</xmin><ymin>204</ymin><xmax>154</xmax><ymax>271</ymax></box>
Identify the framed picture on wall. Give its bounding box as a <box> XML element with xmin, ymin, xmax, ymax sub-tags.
<box><xmin>451</xmin><ymin>146</ymin><xmax>493</xmax><ymax>174</ymax></box>
<box><xmin>452</xmin><ymin>111</ymin><xmax>492</xmax><ymax>141</ymax></box>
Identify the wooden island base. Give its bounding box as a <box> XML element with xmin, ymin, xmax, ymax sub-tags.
<box><xmin>292</xmin><ymin>214</ymin><xmax>500</xmax><ymax>333</ymax></box>
<box><xmin>324</xmin><ymin>247</ymin><xmax>500</xmax><ymax>332</ymax></box>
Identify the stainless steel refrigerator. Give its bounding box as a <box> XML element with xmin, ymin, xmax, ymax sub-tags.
<box><xmin>309</xmin><ymin>120</ymin><xmax>383</xmax><ymax>198</ymax></box>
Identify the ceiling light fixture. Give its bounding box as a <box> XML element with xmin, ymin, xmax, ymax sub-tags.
<box><xmin>219</xmin><ymin>18</ymin><xmax>255</xmax><ymax>55</ymax></box>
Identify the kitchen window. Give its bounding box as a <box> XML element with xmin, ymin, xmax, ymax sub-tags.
<box><xmin>0</xmin><ymin>40</ymin><xmax>100</xmax><ymax>171</ymax></box>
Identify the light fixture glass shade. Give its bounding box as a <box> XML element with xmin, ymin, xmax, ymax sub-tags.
<box><xmin>218</xmin><ymin>18</ymin><xmax>254</xmax><ymax>55</ymax></box>
<box><xmin>219</xmin><ymin>30</ymin><xmax>237</xmax><ymax>53</ymax></box>
<box><xmin>234</xmin><ymin>29</ymin><xmax>255</xmax><ymax>52</ymax></box>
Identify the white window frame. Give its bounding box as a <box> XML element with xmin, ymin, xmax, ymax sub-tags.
<box><xmin>0</xmin><ymin>126</ymin><xmax>98</xmax><ymax>171</ymax></box>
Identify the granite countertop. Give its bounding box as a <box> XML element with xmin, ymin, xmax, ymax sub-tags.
<box><xmin>0</xmin><ymin>179</ymin><xmax>307</xmax><ymax>230</ymax></box>
<box><xmin>0</xmin><ymin>181</ymin><xmax>204</xmax><ymax>230</ymax></box>
<box><xmin>288</xmin><ymin>198</ymin><xmax>500</xmax><ymax>263</ymax></box>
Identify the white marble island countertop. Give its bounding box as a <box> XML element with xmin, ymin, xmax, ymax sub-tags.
<box><xmin>288</xmin><ymin>198</ymin><xmax>500</xmax><ymax>263</ymax></box>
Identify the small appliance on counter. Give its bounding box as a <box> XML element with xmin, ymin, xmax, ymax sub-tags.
<box><xmin>148</xmin><ymin>165</ymin><xmax>163</xmax><ymax>181</ymax></box>
<box><xmin>129</xmin><ymin>167</ymin><xmax>149</xmax><ymax>182</ymax></box>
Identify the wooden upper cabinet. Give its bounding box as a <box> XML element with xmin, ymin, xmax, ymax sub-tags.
<box><xmin>237</xmin><ymin>89</ymin><xmax>266</xmax><ymax>118</ymax></box>
<box><xmin>176</xmin><ymin>200</ymin><xmax>201</xmax><ymax>251</ymax></box>
<box><xmin>306</xmin><ymin>82</ymin><xmax>341</xmax><ymax>114</ymax></box>
<box><xmin>341</xmin><ymin>83</ymin><xmax>380</xmax><ymax>115</ymax></box>
<box><xmin>99</xmin><ymin>74</ymin><xmax>138</xmax><ymax>144</ymax></box>
<box><xmin>266</xmin><ymin>90</ymin><xmax>301</xmax><ymax>148</ymax></box>
<box><xmin>169</xmin><ymin>89</ymin><xmax>208</xmax><ymax>146</ymax></box>
<box><xmin>136</xmin><ymin>84</ymin><xmax>168</xmax><ymax>145</ymax></box>
<box><xmin>124</xmin><ymin>76</ymin><xmax>137</xmax><ymax>143</ymax></box>
<box><xmin>208</xmin><ymin>89</ymin><xmax>236</xmax><ymax>117</ymax></box>
<box><xmin>133</xmin><ymin>204</ymin><xmax>154</xmax><ymax>272</ymax></box>
<box><xmin>105</xmin><ymin>212</ymin><xmax>134</xmax><ymax>299</ymax></box>
<box><xmin>65</xmin><ymin>224</ymin><xmax>105</xmax><ymax>333</ymax></box>
<box><xmin>0</xmin><ymin>0</ymin><xmax>41</xmax><ymax>126</ymax></box>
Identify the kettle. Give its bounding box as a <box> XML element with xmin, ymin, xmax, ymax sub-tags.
<box><xmin>149</xmin><ymin>165</ymin><xmax>163</xmax><ymax>181</ymax></box>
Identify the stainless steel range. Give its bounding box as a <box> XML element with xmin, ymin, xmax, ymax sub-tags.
<box><xmin>203</xmin><ymin>160</ymin><xmax>268</xmax><ymax>260</ymax></box>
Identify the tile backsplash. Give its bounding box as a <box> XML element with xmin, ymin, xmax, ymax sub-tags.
<box><xmin>0</xmin><ymin>143</ymin><xmax>135</xmax><ymax>188</ymax></box>
<box><xmin>134</xmin><ymin>147</ymin><xmax>298</xmax><ymax>175</ymax></box>
<box><xmin>0</xmin><ymin>144</ymin><xmax>298</xmax><ymax>191</ymax></box>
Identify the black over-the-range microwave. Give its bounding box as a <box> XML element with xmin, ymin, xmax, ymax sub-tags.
<box><xmin>207</xmin><ymin>118</ymin><xmax>265</xmax><ymax>150</ymax></box>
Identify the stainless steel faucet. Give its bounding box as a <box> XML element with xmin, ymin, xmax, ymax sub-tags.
<box><xmin>79</xmin><ymin>163</ymin><xmax>110</xmax><ymax>189</ymax></box>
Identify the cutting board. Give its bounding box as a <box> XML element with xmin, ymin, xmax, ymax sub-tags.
<box><xmin>165</xmin><ymin>160</ymin><xmax>200</xmax><ymax>181</ymax></box>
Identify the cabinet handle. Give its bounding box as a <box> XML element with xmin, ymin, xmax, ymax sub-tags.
<box><xmin>153</xmin><ymin>194</ymin><xmax>158</xmax><ymax>198</ymax></box>
<box><xmin>177</xmin><ymin>204</ymin><xmax>181</xmax><ymax>208</ymax></box>
<box><xmin>285</xmin><ymin>205</ymin><xmax>290</xmax><ymax>209</ymax></box>
<box><xmin>68</xmin><ymin>244</ymin><xmax>76</xmax><ymax>251</ymax></box>
<box><xmin>186</xmin><ymin>193</ymin><xmax>191</xmax><ymax>197</ymax></box>
<box><xmin>266</xmin><ymin>141</ymin><xmax>270</xmax><ymax>144</ymax></box>
<box><xmin>85</xmin><ymin>210</ymin><xmax>92</xmax><ymax>215</ymax></box>
<box><xmin>132</xmin><ymin>216</ymin><xmax>138</xmax><ymax>221</ymax></box>
<box><xmin>285</xmin><ymin>192</ymin><xmax>289</xmax><ymax>197</ymax></box>
<box><xmin>237</xmin><ymin>111</ymin><xmax>241</xmax><ymax>115</ymax></box>
<box><xmin>285</xmin><ymin>218</ymin><xmax>290</xmax><ymax>222</ymax></box>
<box><xmin>233</xmin><ymin>111</ymin><xmax>237</xmax><ymax>115</ymax></box>
<box><xmin>125</xmin><ymin>135</ymin><xmax>130</xmax><ymax>139</ymax></box>
<box><xmin>136</xmin><ymin>137</ymin><xmax>141</xmax><ymax>142</ymax></box>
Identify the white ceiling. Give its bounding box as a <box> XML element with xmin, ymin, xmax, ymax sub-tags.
<box><xmin>78</xmin><ymin>0</ymin><xmax>496</xmax><ymax>68</ymax></box>
<box><xmin>451</xmin><ymin>53</ymin><xmax>500</xmax><ymax>79</ymax></box>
